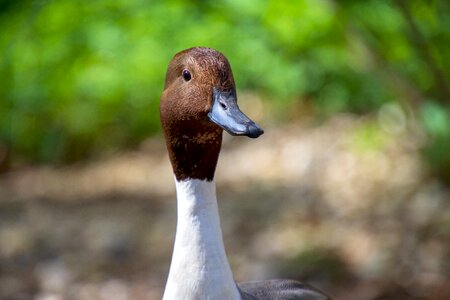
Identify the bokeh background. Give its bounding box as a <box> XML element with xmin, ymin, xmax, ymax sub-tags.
<box><xmin>0</xmin><ymin>0</ymin><xmax>449</xmax><ymax>299</ymax></box>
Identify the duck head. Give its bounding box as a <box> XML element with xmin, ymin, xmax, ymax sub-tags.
<box><xmin>160</xmin><ymin>47</ymin><xmax>263</xmax><ymax>181</ymax></box>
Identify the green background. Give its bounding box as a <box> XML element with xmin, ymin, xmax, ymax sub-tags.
<box><xmin>1</xmin><ymin>0</ymin><xmax>449</xmax><ymax>182</ymax></box>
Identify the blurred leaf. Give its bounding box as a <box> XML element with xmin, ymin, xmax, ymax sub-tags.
<box><xmin>350</xmin><ymin>121</ymin><xmax>389</xmax><ymax>154</ymax></box>
<box><xmin>420</xmin><ymin>101</ymin><xmax>450</xmax><ymax>183</ymax></box>
<box><xmin>420</xmin><ymin>101</ymin><xmax>450</xmax><ymax>138</ymax></box>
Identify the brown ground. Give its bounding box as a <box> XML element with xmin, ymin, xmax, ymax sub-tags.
<box><xmin>0</xmin><ymin>116</ymin><xmax>449</xmax><ymax>300</ymax></box>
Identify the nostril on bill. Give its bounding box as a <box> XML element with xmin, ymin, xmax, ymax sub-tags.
<box><xmin>219</xmin><ymin>102</ymin><xmax>227</xmax><ymax>109</ymax></box>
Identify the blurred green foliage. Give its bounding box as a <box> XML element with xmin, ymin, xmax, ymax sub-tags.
<box><xmin>0</xmin><ymin>0</ymin><xmax>449</xmax><ymax>179</ymax></box>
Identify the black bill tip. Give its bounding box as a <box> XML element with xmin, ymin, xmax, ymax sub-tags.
<box><xmin>246</xmin><ymin>123</ymin><xmax>264</xmax><ymax>138</ymax></box>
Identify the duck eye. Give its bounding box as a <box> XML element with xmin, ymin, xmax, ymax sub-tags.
<box><xmin>182</xmin><ymin>69</ymin><xmax>191</xmax><ymax>81</ymax></box>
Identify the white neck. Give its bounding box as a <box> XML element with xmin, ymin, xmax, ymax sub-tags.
<box><xmin>163</xmin><ymin>178</ymin><xmax>241</xmax><ymax>300</ymax></box>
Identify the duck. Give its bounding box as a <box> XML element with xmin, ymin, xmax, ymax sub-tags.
<box><xmin>160</xmin><ymin>47</ymin><xmax>330</xmax><ymax>300</ymax></box>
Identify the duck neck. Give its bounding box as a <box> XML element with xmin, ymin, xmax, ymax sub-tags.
<box><xmin>162</xmin><ymin>122</ymin><xmax>223</xmax><ymax>181</ymax></box>
<box><xmin>163</xmin><ymin>178</ymin><xmax>241</xmax><ymax>300</ymax></box>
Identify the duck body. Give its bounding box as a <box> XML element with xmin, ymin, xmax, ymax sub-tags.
<box><xmin>160</xmin><ymin>47</ymin><xmax>330</xmax><ymax>300</ymax></box>
<box><xmin>239</xmin><ymin>280</ymin><xmax>330</xmax><ymax>300</ymax></box>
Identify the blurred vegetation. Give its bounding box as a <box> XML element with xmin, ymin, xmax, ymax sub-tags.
<box><xmin>277</xmin><ymin>247</ymin><xmax>352</xmax><ymax>284</ymax></box>
<box><xmin>0</xmin><ymin>0</ymin><xmax>449</xmax><ymax>180</ymax></box>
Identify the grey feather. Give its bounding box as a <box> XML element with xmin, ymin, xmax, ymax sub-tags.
<box><xmin>238</xmin><ymin>279</ymin><xmax>331</xmax><ymax>300</ymax></box>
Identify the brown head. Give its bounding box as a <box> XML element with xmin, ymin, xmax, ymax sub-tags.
<box><xmin>160</xmin><ymin>47</ymin><xmax>263</xmax><ymax>181</ymax></box>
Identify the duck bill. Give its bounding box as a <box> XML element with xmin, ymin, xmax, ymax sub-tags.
<box><xmin>208</xmin><ymin>88</ymin><xmax>264</xmax><ymax>138</ymax></box>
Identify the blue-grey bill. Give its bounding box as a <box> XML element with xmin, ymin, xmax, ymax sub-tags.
<box><xmin>208</xmin><ymin>88</ymin><xmax>264</xmax><ymax>138</ymax></box>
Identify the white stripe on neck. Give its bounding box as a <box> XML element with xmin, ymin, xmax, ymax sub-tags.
<box><xmin>163</xmin><ymin>178</ymin><xmax>241</xmax><ymax>300</ymax></box>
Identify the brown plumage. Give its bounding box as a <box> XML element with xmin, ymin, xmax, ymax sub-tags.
<box><xmin>160</xmin><ymin>47</ymin><xmax>236</xmax><ymax>181</ymax></box>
